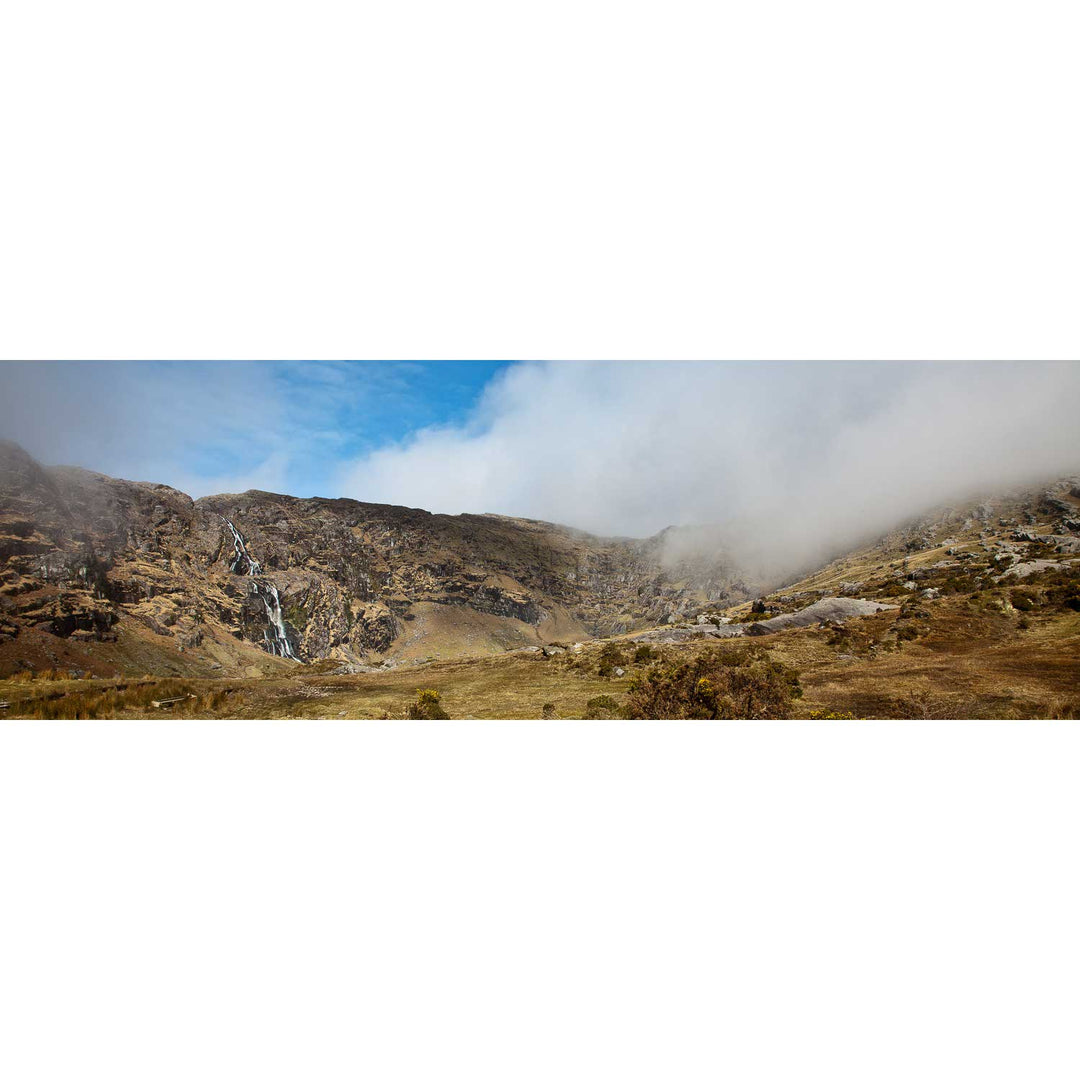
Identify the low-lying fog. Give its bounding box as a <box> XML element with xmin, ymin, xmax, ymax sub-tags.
<box><xmin>343</xmin><ymin>361</ymin><xmax>1080</xmax><ymax>580</ymax></box>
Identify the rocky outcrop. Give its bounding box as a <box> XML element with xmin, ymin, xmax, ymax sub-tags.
<box><xmin>744</xmin><ymin>597</ymin><xmax>895</xmax><ymax>636</ymax></box>
<box><xmin>0</xmin><ymin>442</ymin><xmax>752</xmax><ymax>669</ymax></box>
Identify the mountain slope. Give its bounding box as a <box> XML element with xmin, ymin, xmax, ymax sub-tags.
<box><xmin>2</xmin><ymin>440</ymin><xmax>1079</xmax><ymax>717</ymax></box>
<box><xmin>0</xmin><ymin>441</ymin><xmax>756</xmax><ymax>677</ymax></box>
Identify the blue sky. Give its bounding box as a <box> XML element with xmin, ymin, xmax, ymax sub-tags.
<box><xmin>0</xmin><ymin>360</ymin><xmax>513</xmax><ymax>498</ymax></box>
<box><xmin>1</xmin><ymin>361</ymin><xmax>1078</xmax><ymax>552</ymax></box>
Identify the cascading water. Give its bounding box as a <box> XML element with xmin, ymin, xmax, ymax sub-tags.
<box><xmin>252</xmin><ymin>580</ymin><xmax>297</xmax><ymax>659</ymax></box>
<box><xmin>223</xmin><ymin>517</ymin><xmax>261</xmax><ymax>576</ymax></box>
<box><xmin>221</xmin><ymin>517</ymin><xmax>299</xmax><ymax>661</ymax></box>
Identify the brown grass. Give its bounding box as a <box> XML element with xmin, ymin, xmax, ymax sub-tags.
<box><xmin>3</xmin><ymin>596</ymin><xmax>1077</xmax><ymax>719</ymax></box>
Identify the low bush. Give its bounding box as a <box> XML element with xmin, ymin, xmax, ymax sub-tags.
<box><xmin>406</xmin><ymin>688</ymin><xmax>450</xmax><ymax>720</ymax></box>
<box><xmin>876</xmin><ymin>581</ymin><xmax>911</xmax><ymax>598</ymax></box>
<box><xmin>596</xmin><ymin>641</ymin><xmax>629</xmax><ymax>677</ymax></box>
<box><xmin>625</xmin><ymin>649</ymin><xmax>802</xmax><ymax>719</ymax></box>
<box><xmin>584</xmin><ymin>694</ymin><xmax>621</xmax><ymax>719</ymax></box>
<box><xmin>1010</xmin><ymin>589</ymin><xmax>1036</xmax><ymax>612</ymax></box>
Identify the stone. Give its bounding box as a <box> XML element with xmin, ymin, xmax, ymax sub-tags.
<box><xmin>744</xmin><ymin>597</ymin><xmax>895</xmax><ymax>636</ymax></box>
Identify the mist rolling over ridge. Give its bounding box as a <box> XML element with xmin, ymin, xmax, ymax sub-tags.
<box><xmin>2</xmin><ymin>362</ymin><xmax>1079</xmax><ymax>718</ymax></box>
<box><xmin>342</xmin><ymin>361</ymin><xmax>1080</xmax><ymax>581</ymax></box>
<box><xmin>0</xmin><ymin>361</ymin><xmax>1077</xmax><ymax>587</ymax></box>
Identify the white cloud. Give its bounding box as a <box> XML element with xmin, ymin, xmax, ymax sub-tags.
<box><xmin>341</xmin><ymin>361</ymin><xmax>1080</xmax><ymax>578</ymax></box>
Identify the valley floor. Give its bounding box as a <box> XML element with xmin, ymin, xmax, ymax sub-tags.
<box><xmin>4</xmin><ymin>595</ymin><xmax>1078</xmax><ymax>718</ymax></box>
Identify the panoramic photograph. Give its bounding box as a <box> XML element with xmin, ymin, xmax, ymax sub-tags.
<box><xmin>1</xmin><ymin>359</ymin><xmax>1077</xmax><ymax>718</ymax></box>
<box><xmin>7</xmin><ymin>2</ymin><xmax>1080</xmax><ymax>1078</ymax></box>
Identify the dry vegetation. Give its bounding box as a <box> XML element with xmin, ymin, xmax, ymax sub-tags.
<box><xmin>4</xmin><ymin>484</ymin><xmax>1078</xmax><ymax>719</ymax></box>
<box><xmin>4</xmin><ymin>581</ymin><xmax>1077</xmax><ymax>718</ymax></box>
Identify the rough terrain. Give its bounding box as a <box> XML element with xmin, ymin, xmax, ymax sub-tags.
<box><xmin>2</xmin><ymin>439</ymin><xmax>1078</xmax><ymax>718</ymax></box>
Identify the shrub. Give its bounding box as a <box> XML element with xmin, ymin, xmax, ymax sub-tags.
<box><xmin>941</xmin><ymin>575</ymin><xmax>970</xmax><ymax>595</ymax></box>
<box><xmin>624</xmin><ymin>650</ymin><xmax>802</xmax><ymax>719</ymax></box>
<box><xmin>406</xmin><ymin>688</ymin><xmax>450</xmax><ymax>720</ymax></box>
<box><xmin>593</xmin><ymin>642</ymin><xmax>627</xmax><ymax>677</ymax></box>
<box><xmin>877</xmin><ymin>581</ymin><xmax>911</xmax><ymax>598</ymax></box>
<box><xmin>584</xmin><ymin>694</ymin><xmax>621</xmax><ymax>719</ymax></box>
<box><xmin>598</xmin><ymin>642</ymin><xmax>626</xmax><ymax>664</ymax></box>
<box><xmin>1041</xmin><ymin>573</ymin><xmax>1080</xmax><ymax>612</ymax></box>
<box><xmin>1010</xmin><ymin>589</ymin><xmax>1035</xmax><ymax>612</ymax></box>
<box><xmin>633</xmin><ymin>645</ymin><xmax>655</xmax><ymax>663</ymax></box>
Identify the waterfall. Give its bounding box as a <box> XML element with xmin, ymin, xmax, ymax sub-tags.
<box><xmin>223</xmin><ymin>517</ymin><xmax>261</xmax><ymax>576</ymax></box>
<box><xmin>221</xmin><ymin>517</ymin><xmax>299</xmax><ymax>661</ymax></box>
<box><xmin>253</xmin><ymin>580</ymin><xmax>298</xmax><ymax>660</ymax></box>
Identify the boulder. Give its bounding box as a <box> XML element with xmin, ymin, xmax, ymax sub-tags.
<box><xmin>744</xmin><ymin>597</ymin><xmax>895</xmax><ymax>636</ymax></box>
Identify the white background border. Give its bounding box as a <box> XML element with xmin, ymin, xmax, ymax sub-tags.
<box><xmin>2</xmin><ymin>1</ymin><xmax>1078</xmax><ymax>360</ymax></box>
<box><xmin>2</xmin><ymin>2</ymin><xmax>1080</xmax><ymax>1077</ymax></box>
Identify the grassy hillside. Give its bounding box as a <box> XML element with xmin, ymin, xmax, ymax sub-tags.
<box><xmin>3</xmin><ymin>464</ymin><xmax>1079</xmax><ymax>718</ymax></box>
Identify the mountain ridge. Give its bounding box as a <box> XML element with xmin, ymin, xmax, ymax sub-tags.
<box><xmin>3</xmin><ymin>439</ymin><xmax>1079</xmax><ymax>718</ymax></box>
<box><xmin>0</xmin><ymin>440</ymin><xmax>757</xmax><ymax>676</ymax></box>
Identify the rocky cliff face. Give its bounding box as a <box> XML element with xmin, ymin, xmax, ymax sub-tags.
<box><xmin>0</xmin><ymin>441</ymin><xmax>754</xmax><ymax>675</ymax></box>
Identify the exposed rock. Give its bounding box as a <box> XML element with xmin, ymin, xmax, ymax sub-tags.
<box><xmin>0</xmin><ymin>442</ymin><xmax>759</xmax><ymax>669</ymax></box>
<box><xmin>1000</xmin><ymin>558</ymin><xmax>1080</xmax><ymax>579</ymax></box>
<box><xmin>628</xmin><ymin>622</ymin><xmax>745</xmax><ymax>645</ymax></box>
<box><xmin>744</xmin><ymin>597</ymin><xmax>895</xmax><ymax>636</ymax></box>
